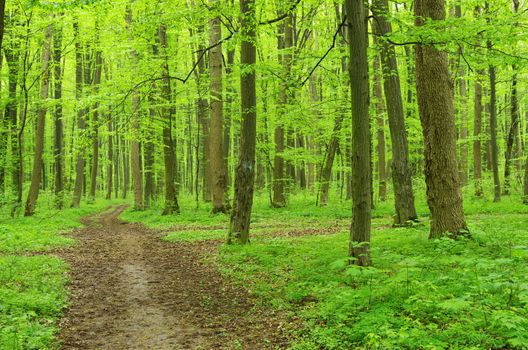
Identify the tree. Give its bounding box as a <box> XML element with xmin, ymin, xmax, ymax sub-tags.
<box><xmin>158</xmin><ymin>24</ymin><xmax>180</xmax><ymax>215</ymax></box>
<box><xmin>72</xmin><ymin>20</ymin><xmax>86</xmax><ymax>208</ymax></box>
<box><xmin>25</xmin><ymin>23</ymin><xmax>53</xmax><ymax>216</ymax></box>
<box><xmin>486</xmin><ymin>2</ymin><xmax>501</xmax><ymax>203</ymax></box>
<box><xmin>53</xmin><ymin>21</ymin><xmax>65</xmax><ymax>208</ymax></box>
<box><xmin>126</xmin><ymin>4</ymin><xmax>143</xmax><ymax>210</ymax></box>
<box><xmin>272</xmin><ymin>4</ymin><xmax>293</xmax><ymax>208</ymax></box>
<box><xmin>228</xmin><ymin>0</ymin><xmax>257</xmax><ymax>245</ymax></box>
<box><xmin>346</xmin><ymin>0</ymin><xmax>371</xmax><ymax>266</ymax></box>
<box><xmin>414</xmin><ymin>0</ymin><xmax>468</xmax><ymax>238</ymax></box>
<box><xmin>473</xmin><ymin>71</ymin><xmax>484</xmax><ymax>197</ymax></box>
<box><xmin>209</xmin><ymin>2</ymin><xmax>227</xmax><ymax>213</ymax></box>
<box><xmin>372</xmin><ymin>0</ymin><xmax>417</xmax><ymax>225</ymax></box>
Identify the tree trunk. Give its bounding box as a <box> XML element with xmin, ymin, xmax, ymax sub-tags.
<box><xmin>25</xmin><ymin>24</ymin><xmax>53</xmax><ymax>216</ymax></box>
<box><xmin>209</xmin><ymin>6</ymin><xmax>227</xmax><ymax>213</ymax></box>
<box><xmin>318</xmin><ymin>114</ymin><xmax>343</xmax><ymax>206</ymax></box>
<box><xmin>89</xmin><ymin>50</ymin><xmax>102</xmax><ymax>200</ymax></box>
<box><xmin>53</xmin><ymin>22</ymin><xmax>64</xmax><ymax>208</ymax></box>
<box><xmin>72</xmin><ymin>20</ymin><xmax>86</xmax><ymax>208</ymax></box>
<box><xmin>229</xmin><ymin>0</ymin><xmax>257</xmax><ymax>245</ymax></box>
<box><xmin>158</xmin><ymin>24</ymin><xmax>180</xmax><ymax>214</ymax></box>
<box><xmin>5</xmin><ymin>28</ymin><xmax>19</xmax><ymax>198</ymax></box>
<box><xmin>473</xmin><ymin>72</ymin><xmax>484</xmax><ymax>197</ymax></box>
<box><xmin>373</xmin><ymin>53</ymin><xmax>387</xmax><ymax>202</ymax></box>
<box><xmin>346</xmin><ymin>0</ymin><xmax>371</xmax><ymax>266</ymax></box>
<box><xmin>415</xmin><ymin>0</ymin><xmax>468</xmax><ymax>238</ymax></box>
<box><xmin>455</xmin><ymin>4</ymin><xmax>468</xmax><ymax>186</ymax></box>
<box><xmin>372</xmin><ymin>0</ymin><xmax>418</xmax><ymax>225</ymax></box>
<box><xmin>127</xmin><ymin>4</ymin><xmax>143</xmax><ymax>210</ymax></box>
<box><xmin>106</xmin><ymin>114</ymin><xmax>113</xmax><ymax>200</ymax></box>
<box><xmin>504</xmin><ymin>72</ymin><xmax>519</xmax><ymax>195</ymax></box>
<box><xmin>272</xmin><ymin>8</ymin><xmax>293</xmax><ymax>208</ymax></box>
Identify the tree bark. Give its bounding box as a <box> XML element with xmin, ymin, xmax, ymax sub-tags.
<box><xmin>372</xmin><ymin>0</ymin><xmax>418</xmax><ymax>225</ymax></box>
<box><xmin>318</xmin><ymin>114</ymin><xmax>343</xmax><ymax>206</ymax></box>
<box><xmin>272</xmin><ymin>7</ymin><xmax>293</xmax><ymax>208</ymax></box>
<box><xmin>53</xmin><ymin>22</ymin><xmax>64</xmax><ymax>208</ymax></box>
<box><xmin>473</xmin><ymin>73</ymin><xmax>483</xmax><ymax>197</ymax></box>
<box><xmin>89</xmin><ymin>49</ymin><xmax>102</xmax><ymax>200</ymax></box>
<box><xmin>25</xmin><ymin>24</ymin><xmax>53</xmax><ymax>216</ymax></box>
<box><xmin>126</xmin><ymin>4</ymin><xmax>143</xmax><ymax>210</ymax></box>
<box><xmin>373</xmin><ymin>54</ymin><xmax>387</xmax><ymax>202</ymax></box>
<box><xmin>106</xmin><ymin>114</ymin><xmax>113</xmax><ymax>200</ymax></box>
<box><xmin>209</xmin><ymin>5</ymin><xmax>227</xmax><ymax>213</ymax></box>
<box><xmin>229</xmin><ymin>0</ymin><xmax>257</xmax><ymax>245</ymax></box>
<box><xmin>346</xmin><ymin>0</ymin><xmax>371</xmax><ymax>266</ymax></box>
<box><xmin>415</xmin><ymin>0</ymin><xmax>468</xmax><ymax>238</ymax></box>
<box><xmin>158</xmin><ymin>24</ymin><xmax>180</xmax><ymax>215</ymax></box>
<box><xmin>72</xmin><ymin>20</ymin><xmax>86</xmax><ymax>208</ymax></box>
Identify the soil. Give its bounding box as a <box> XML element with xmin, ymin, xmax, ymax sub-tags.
<box><xmin>58</xmin><ymin>205</ymin><xmax>289</xmax><ymax>349</ymax></box>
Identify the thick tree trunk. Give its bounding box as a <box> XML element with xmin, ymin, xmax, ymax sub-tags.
<box><xmin>346</xmin><ymin>0</ymin><xmax>371</xmax><ymax>266</ymax></box>
<box><xmin>158</xmin><ymin>24</ymin><xmax>180</xmax><ymax>215</ymax></box>
<box><xmin>372</xmin><ymin>0</ymin><xmax>418</xmax><ymax>225</ymax></box>
<box><xmin>229</xmin><ymin>0</ymin><xmax>257</xmax><ymax>245</ymax></box>
<box><xmin>415</xmin><ymin>0</ymin><xmax>468</xmax><ymax>238</ymax></box>
<box><xmin>473</xmin><ymin>73</ymin><xmax>484</xmax><ymax>197</ymax></box>
<box><xmin>72</xmin><ymin>21</ymin><xmax>86</xmax><ymax>208</ymax></box>
<box><xmin>25</xmin><ymin>24</ymin><xmax>53</xmax><ymax>216</ymax></box>
<box><xmin>53</xmin><ymin>23</ymin><xmax>64</xmax><ymax>208</ymax></box>
<box><xmin>209</xmin><ymin>7</ymin><xmax>227</xmax><ymax>213</ymax></box>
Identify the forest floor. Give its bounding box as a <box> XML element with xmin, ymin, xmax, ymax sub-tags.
<box><xmin>58</xmin><ymin>205</ymin><xmax>289</xmax><ymax>350</ymax></box>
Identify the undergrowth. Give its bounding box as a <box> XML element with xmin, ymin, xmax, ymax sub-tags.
<box><xmin>0</xmin><ymin>194</ymin><xmax>120</xmax><ymax>349</ymax></box>
<box><xmin>126</xmin><ymin>181</ymin><xmax>528</xmax><ymax>349</ymax></box>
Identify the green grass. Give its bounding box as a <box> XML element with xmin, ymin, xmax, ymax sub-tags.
<box><xmin>126</xmin><ymin>181</ymin><xmax>528</xmax><ymax>350</ymax></box>
<box><xmin>0</xmin><ymin>195</ymin><xmax>122</xmax><ymax>350</ymax></box>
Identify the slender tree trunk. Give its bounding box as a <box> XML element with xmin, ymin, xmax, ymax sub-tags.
<box><xmin>158</xmin><ymin>24</ymin><xmax>180</xmax><ymax>215</ymax></box>
<box><xmin>346</xmin><ymin>0</ymin><xmax>371</xmax><ymax>266</ymax></box>
<box><xmin>106</xmin><ymin>114</ymin><xmax>113</xmax><ymax>200</ymax></box>
<box><xmin>272</xmin><ymin>8</ymin><xmax>293</xmax><ymax>208</ymax></box>
<box><xmin>126</xmin><ymin>4</ymin><xmax>143</xmax><ymax>210</ymax></box>
<box><xmin>473</xmin><ymin>73</ymin><xmax>484</xmax><ymax>196</ymax></box>
<box><xmin>224</xmin><ymin>48</ymin><xmax>235</xmax><ymax>202</ymax></box>
<box><xmin>229</xmin><ymin>0</ymin><xmax>257</xmax><ymax>244</ymax></box>
<box><xmin>25</xmin><ymin>24</ymin><xmax>53</xmax><ymax>216</ymax></box>
<box><xmin>72</xmin><ymin>20</ymin><xmax>86</xmax><ymax>208</ymax></box>
<box><xmin>318</xmin><ymin>114</ymin><xmax>343</xmax><ymax>206</ymax></box>
<box><xmin>5</xmin><ymin>30</ymin><xmax>19</xmax><ymax>198</ymax></box>
<box><xmin>504</xmin><ymin>72</ymin><xmax>519</xmax><ymax>195</ymax></box>
<box><xmin>415</xmin><ymin>0</ymin><xmax>468</xmax><ymax>238</ymax></box>
<box><xmin>209</xmin><ymin>6</ymin><xmax>227</xmax><ymax>213</ymax></box>
<box><xmin>89</xmin><ymin>50</ymin><xmax>102</xmax><ymax>200</ymax></box>
<box><xmin>144</xmin><ymin>107</ymin><xmax>155</xmax><ymax>207</ymax></box>
<box><xmin>373</xmin><ymin>54</ymin><xmax>387</xmax><ymax>202</ymax></box>
<box><xmin>372</xmin><ymin>0</ymin><xmax>418</xmax><ymax>225</ymax></box>
<box><xmin>53</xmin><ymin>22</ymin><xmax>64</xmax><ymax>208</ymax></box>
<box><xmin>455</xmin><ymin>4</ymin><xmax>468</xmax><ymax>186</ymax></box>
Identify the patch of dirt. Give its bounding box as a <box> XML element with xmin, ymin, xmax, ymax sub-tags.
<box><xmin>58</xmin><ymin>205</ymin><xmax>290</xmax><ymax>349</ymax></box>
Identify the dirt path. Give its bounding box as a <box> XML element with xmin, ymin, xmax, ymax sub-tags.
<box><xmin>59</xmin><ymin>206</ymin><xmax>288</xmax><ymax>349</ymax></box>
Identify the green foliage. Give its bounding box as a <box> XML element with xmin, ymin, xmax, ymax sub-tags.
<box><xmin>128</xmin><ymin>191</ymin><xmax>528</xmax><ymax>350</ymax></box>
<box><xmin>0</xmin><ymin>196</ymin><xmax>120</xmax><ymax>349</ymax></box>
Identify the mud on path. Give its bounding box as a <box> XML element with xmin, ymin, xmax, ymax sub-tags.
<box><xmin>59</xmin><ymin>206</ymin><xmax>289</xmax><ymax>349</ymax></box>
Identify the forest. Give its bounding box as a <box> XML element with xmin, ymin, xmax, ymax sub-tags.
<box><xmin>1</xmin><ymin>0</ymin><xmax>528</xmax><ymax>348</ymax></box>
